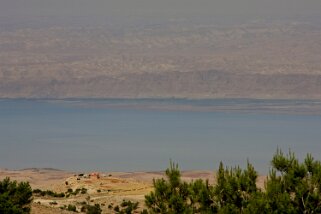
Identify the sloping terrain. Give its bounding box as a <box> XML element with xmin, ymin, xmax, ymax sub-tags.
<box><xmin>0</xmin><ymin>18</ymin><xmax>321</xmax><ymax>99</ymax></box>
<box><xmin>0</xmin><ymin>168</ymin><xmax>218</xmax><ymax>213</ymax></box>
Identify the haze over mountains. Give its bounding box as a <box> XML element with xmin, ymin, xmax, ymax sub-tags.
<box><xmin>0</xmin><ymin>0</ymin><xmax>321</xmax><ymax>99</ymax></box>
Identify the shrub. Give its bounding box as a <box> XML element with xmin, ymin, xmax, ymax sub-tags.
<box><xmin>0</xmin><ymin>177</ymin><xmax>33</xmax><ymax>214</ymax></box>
<box><xmin>81</xmin><ymin>188</ymin><xmax>87</xmax><ymax>194</ymax></box>
<box><xmin>78</xmin><ymin>201</ymin><xmax>87</xmax><ymax>205</ymax></box>
<box><xmin>49</xmin><ymin>201</ymin><xmax>57</xmax><ymax>205</ymax></box>
<box><xmin>32</xmin><ymin>189</ymin><xmax>42</xmax><ymax>194</ymax></box>
<box><xmin>32</xmin><ymin>189</ymin><xmax>65</xmax><ymax>198</ymax></box>
<box><xmin>67</xmin><ymin>204</ymin><xmax>77</xmax><ymax>212</ymax></box>
<box><xmin>74</xmin><ymin>188</ymin><xmax>81</xmax><ymax>195</ymax></box>
<box><xmin>81</xmin><ymin>204</ymin><xmax>102</xmax><ymax>214</ymax></box>
<box><xmin>112</xmin><ymin>200</ymin><xmax>139</xmax><ymax>214</ymax></box>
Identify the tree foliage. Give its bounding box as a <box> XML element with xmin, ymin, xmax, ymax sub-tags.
<box><xmin>145</xmin><ymin>161</ymin><xmax>194</xmax><ymax>213</ymax></box>
<box><xmin>144</xmin><ymin>150</ymin><xmax>321</xmax><ymax>214</ymax></box>
<box><xmin>0</xmin><ymin>177</ymin><xmax>33</xmax><ymax>214</ymax></box>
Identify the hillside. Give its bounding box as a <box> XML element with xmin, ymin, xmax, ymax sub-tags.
<box><xmin>0</xmin><ymin>168</ymin><xmax>219</xmax><ymax>213</ymax></box>
<box><xmin>1</xmin><ymin>17</ymin><xmax>321</xmax><ymax>99</ymax></box>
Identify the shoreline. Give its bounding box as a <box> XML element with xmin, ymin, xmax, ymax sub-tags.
<box><xmin>1</xmin><ymin>98</ymin><xmax>321</xmax><ymax>115</ymax></box>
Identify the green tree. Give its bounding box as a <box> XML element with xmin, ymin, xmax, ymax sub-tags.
<box><xmin>0</xmin><ymin>177</ymin><xmax>33</xmax><ymax>214</ymax></box>
<box><xmin>144</xmin><ymin>149</ymin><xmax>321</xmax><ymax>214</ymax></box>
<box><xmin>263</xmin><ymin>149</ymin><xmax>321</xmax><ymax>213</ymax></box>
<box><xmin>145</xmin><ymin>161</ymin><xmax>195</xmax><ymax>213</ymax></box>
<box><xmin>189</xmin><ymin>179</ymin><xmax>216</xmax><ymax>213</ymax></box>
<box><xmin>214</xmin><ymin>161</ymin><xmax>258</xmax><ymax>213</ymax></box>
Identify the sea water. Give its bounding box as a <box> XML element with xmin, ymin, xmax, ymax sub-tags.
<box><xmin>0</xmin><ymin>99</ymin><xmax>320</xmax><ymax>174</ymax></box>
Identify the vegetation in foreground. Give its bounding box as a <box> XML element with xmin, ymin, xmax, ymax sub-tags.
<box><xmin>0</xmin><ymin>178</ymin><xmax>32</xmax><ymax>214</ymax></box>
<box><xmin>144</xmin><ymin>149</ymin><xmax>321</xmax><ymax>213</ymax></box>
<box><xmin>2</xmin><ymin>149</ymin><xmax>321</xmax><ymax>213</ymax></box>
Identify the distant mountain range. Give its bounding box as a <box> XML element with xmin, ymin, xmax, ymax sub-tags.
<box><xmin>1</xmin><ymin>18</ymin><xmax>320</xmax><ymax>99</ymax></box>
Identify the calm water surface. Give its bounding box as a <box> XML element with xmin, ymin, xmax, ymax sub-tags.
<box><xmin>0</xmin><ymin>99</ymin><xmax>321</xmax><ymax>174</ymax></box>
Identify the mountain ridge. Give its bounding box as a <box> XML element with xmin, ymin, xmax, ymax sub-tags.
<box><xmin>1</xmin><ymin>70</ymin><xmax>321</xmax><ymax>99</ymax></box>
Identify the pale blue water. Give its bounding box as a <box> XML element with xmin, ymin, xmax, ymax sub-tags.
<box><xmin>0</xmin><ymin>99</ymin><xmax>321</xmax><ymax>174</ymax></box>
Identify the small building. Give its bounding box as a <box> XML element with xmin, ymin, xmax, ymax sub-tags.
<box><xmin>89</xmin><ymin>172</ymin><xmax>100</xmax><ymax>179</ymax></box>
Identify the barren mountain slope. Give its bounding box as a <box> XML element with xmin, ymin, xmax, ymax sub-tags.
<box><xmin>1</xmin><ymin>19</ymin><xmax>320</xmax><ymax>99</ymax></box>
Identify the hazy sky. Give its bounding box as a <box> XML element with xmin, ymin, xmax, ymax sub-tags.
<box><xmin>1</xmin><ymin>0</ymin><xmax>321</xmax><ymax>18</ymax></box>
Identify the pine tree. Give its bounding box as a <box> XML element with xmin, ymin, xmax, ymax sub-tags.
<box><xmin>0</xmin><ymin>178</ymin><xmax>33</xmax><ymax>214</ymax></box>
<box><xmin>144</xmin><ymin>149</ymin><xmax>321</xmax><ymax>214</ymax></box>
<box><xmin>214</xmin><ymin>161</ymin><xmax>258</xmax><ymax>213</ymax></box>
<box><xmin>145</xmin><ymin>161</ymin><xmax>194</xmax><ymax>213</ymax></box>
